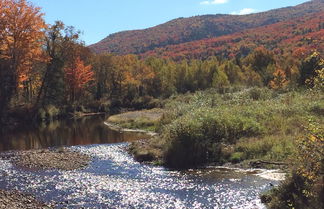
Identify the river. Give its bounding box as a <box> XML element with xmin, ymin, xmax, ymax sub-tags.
<box><xmin>0</xmin><ymin>116</ymin><xmax>281</xmax><ymax>208</ymax></box>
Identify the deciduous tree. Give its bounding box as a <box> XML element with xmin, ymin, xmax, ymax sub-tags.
<box><xmin>269</xmin><ymin>68</ymin><xmax>289</xmax><ymax>90</ymax></box>
<box><xmin>0</xmin><ymin>0</ymin><xmax>46</xmax><ymax>124</ymax></box>
<box><xmin>64</xmin><ymin>57</ymin><xmax>94</xmax><ymax>102</ymax></box>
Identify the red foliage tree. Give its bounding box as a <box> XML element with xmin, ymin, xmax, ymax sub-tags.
<box><xmin>64</xmin><ymin>57</ymin><xmax>94</xmax><ymax>102</ymax></box>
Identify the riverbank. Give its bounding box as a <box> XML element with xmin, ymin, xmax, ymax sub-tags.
<box><xmin>126</xmin><ymin>88</ymin><xmax>323</xmax><ymax>169</ymax></box>
<box><xmin>1</xmin><ymin>148</ymin><xmax>91</xmax><ymax>171</ymax></box>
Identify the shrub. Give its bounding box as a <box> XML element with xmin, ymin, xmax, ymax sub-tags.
<box><xmin>163</xmin><ymin>108</ymin><xmax>264</xmax><ymax>168</ymax></box>
<box><xmin>310</xmin><ymin>103</ymin><xmax>324</xmax><ymax>116</ymax></box>
<box><xmin>230</xmin><ymin>152</ymin><xmax>244</xmax><ymax>163</ymax></box>
<box><xmin>265</xmin><ymin>121</ymin><xmax>324</xmax><ymax>209</ymax></box>
<box><xmin>246</xmin><ymin>87</ymin><xmax>276</xmax><ymax>100</ymax></box>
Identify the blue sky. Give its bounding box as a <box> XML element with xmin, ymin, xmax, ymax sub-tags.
<box><xmin>29</xmin><ymin>0</ymin><xmax>309</xmax><ymax>45</ymax></box>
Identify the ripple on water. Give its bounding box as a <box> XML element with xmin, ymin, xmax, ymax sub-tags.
<box><xmin>0</xmin><ymin>143</ymin><xmax>277</xmax><ymax>208</ymax></box>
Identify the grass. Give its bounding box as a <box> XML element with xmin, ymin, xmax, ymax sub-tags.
<box><xmin>106</xmin><ymin>108</ymin><xmax>164</xmax><ymax>131</ymax></box>
<box><xmin>234</xmin><ymin>135</ymin><xmax>297</xmax><ymax>162</ymax></box>
<box><xmin>130</xmin><ymin>87</ymin><xmax>323</xmax><ymax>168</ymax></box>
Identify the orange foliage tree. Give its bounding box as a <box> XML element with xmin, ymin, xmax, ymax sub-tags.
<box><xmin>269</xmin><ymin>68</ymin><xmax>289</xmax><ymax>90</ymax></box>
<box><xmin>0</xmin><ymin>0</ymin><xmax>46</xmax><ymax>122</ymax></box>
<box><xmin>0</xmin><ymin>0</ymin><xmax>46</xmax><ymax>86</ymax></box>
<box><xmin>64</xmin><ymin>57</ymin><xmax>94</xmax><ymax>102</ymax></box>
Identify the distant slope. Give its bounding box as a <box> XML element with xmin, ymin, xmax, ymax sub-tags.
<box><xmin>141</xmin><ymin>12</ymin><xmax>324</xmax><ymax>60</ymax></box>
<box><xmin>89</xmin><ymin>0</ymin><xmax>324</xmax><ymax>55</ymax></box>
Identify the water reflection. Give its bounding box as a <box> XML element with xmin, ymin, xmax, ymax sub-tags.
<box><xmin>0</xmin><ymin>143</ymin><xmax>276</xmax><ymax>208</ymax></box>
<box><xmin>0</xmin><ymin>116</ymin><xmax>150</xmax><ymax>152</ymax></box>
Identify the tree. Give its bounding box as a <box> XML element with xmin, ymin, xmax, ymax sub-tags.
<box><xmin>0</xmin><ymin>0</ymin><xmax>46</xmax><ymax>124</ymax></box>
<box><xmin>312</xmin><ymin>67</ymin><xmax>324</xmax><ymax>92</ymax></box>
<box><xmin>64</xmin><ymin>57</ymin><xmax>94</xmax><ymax>102</ymax></box>
<box><xmin>38</xmin><ymin>21</ymin><xmax>89</xmax><ymax>106</ymax></box>
<box><xmin>269</xmin><ymin>68</ymin><xmax>289</xmax><ymax>90</ymax></box>
<box><xmin>300</xmin><ymin>51</ymin><xmax>323</xmax><ymax>86</ymax></box>
<box><xmin>243</xmin><ymin>47</ymin><xmax>276</xmax><ymax>84</ymax></box>
<box><xmin>92</xmin><ymin>53</ymin><xmax>114</xmax><ymax>100</ymax></box>
<box><xmin>38</xmin><ymin>21</ymin><xmax>66</xmax><ymax>106</ymax></box>
<box><xmin>241</xmin><ymin>65</ymin><xmax>263</xmax><ymax>87</ymax></box>
<box><xmin>220</xmin><ymin>60</ymin><xmax>244</xmax><ymax>85</ymax></box>
<box><xmin>212</xmin><ymin>68</ymin><xmax>230</xmax><ymax>92</ymax></box>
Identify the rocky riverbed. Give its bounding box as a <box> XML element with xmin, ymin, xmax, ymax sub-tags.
<box><xmin>0</xmin><ymin>148</ymin><xmax>91</xmax><ymax>208</ymax></box>
<box><xmin>1</xmin><ymin>148</ymin><xmax>91</xmax><ymax>171</ymax></box>
<box><xmin>0</xmin><ymin>189</ymin><xmax>51</xmax><ymax>209</ymax></box>
<box><xmin>0</xmin><ymin>143</ymin><xmax>283</xmax><ymax>208</ymax></box>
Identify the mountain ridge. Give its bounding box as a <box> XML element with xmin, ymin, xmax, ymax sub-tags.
<box><xmin>89</xmin><ymin>0</ymin><xmax>324</xmax><ymax>56</ymax></box>
<box><xmin>140</xmin><ymin>11</ymin><xmax>324</xmax><ymax>60</ymax></box>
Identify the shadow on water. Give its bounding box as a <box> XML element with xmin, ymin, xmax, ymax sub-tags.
<box><xmin>0</xmin><ymin>116</ymin><xmax>150</xmax><ymax>152</ymax></box>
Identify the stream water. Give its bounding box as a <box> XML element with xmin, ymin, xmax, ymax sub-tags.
<box><xmin>0</xmin><ymin>116</ymin><xmax>280</xmax><ymax>208</ymax></box>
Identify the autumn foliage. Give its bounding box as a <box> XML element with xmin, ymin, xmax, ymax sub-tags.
<box><xmin>269</xmin><ymin>69</ymin><xmax>289</xmax><ymax>90</ymax></box>
<box><xmin>64</xmin><ymin>57</ymin><xmax>94</xmax><ymax>101</ymax></box>
<box><xmin>90</xmin><ymin>0</ymin><xmax>324</xmax><ymax>56</ymax></box>
<box><xmin>0</xmin><ymin>0</ymin><xmax>323</xmax><ymax>122</ymax></box>
<box><xmin>0</xmin><ymin>0</ymin><xmax>46</xmax><ymax>86</ymax></box>
<box><xmin>0</xmin><ymin>0</ymin><xmax>46</xmax><ymax>123</ymax></box>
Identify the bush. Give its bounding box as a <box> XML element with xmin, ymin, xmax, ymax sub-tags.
<box><xmin>310</xmin><ymin>103</ymin><xmax>324</xmax><ymax>116</ymax></box>
<box><xmin>265</xmin><ymin>121</ymin><xmax>324</xmax><ymax>209</ymax></box>
<box><xmin>163</xmin><ymin>108</ymin><xmax>264</xmax><ymax>168</ymax></box>
<box><xmin>246</xmin><ymin>87</ymin><xmax>277</xmax><ymax>100</ymax></box>
<box><xmin>37</xmin><ymin>108</ymin><xmax>46</xmax><ymax>121</ymax></box>
<box><xmin>130</xmin><ymin>96</ymin><xmax>162</xmax><ymax>110</ymax></box>
<box><xmin>230</xmin><ymin>152</ymin><xmax>244</xmax><ymax>163</ymax></box>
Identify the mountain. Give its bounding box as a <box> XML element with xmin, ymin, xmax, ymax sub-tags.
<box><xmin>141</xmin><ymin>11</ymin><xmax>324</xmax><ymax>60</ymax></box>
<box><xmin>89</xmin><ymin>0</ymin><xmax>324</xmax><ymax>56</ymax></box>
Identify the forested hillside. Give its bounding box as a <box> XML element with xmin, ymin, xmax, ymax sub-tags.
<box><xmin>90</xmin><ymin>0</ymin><xmax>324</xmax><ymax>55</ymax></box>
<box><xmin>141</xmin><ymin>11</ymin><xmax>324</xmax><ymax>60</ymax></box>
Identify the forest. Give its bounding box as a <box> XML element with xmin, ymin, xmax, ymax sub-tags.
<box><xmin>90</xmin><ymin>0</ymin><xmax>324</xmax><ymax>55</ymax></box>
<box><xmin>0</xmin><ymin>0</ymin><xmax>323</xmax><ymax>208</ymax></box>
<box><xmin>1</xmin><ymin>1</ymin><xmax>323</xmax><ymax>127</ymax></box>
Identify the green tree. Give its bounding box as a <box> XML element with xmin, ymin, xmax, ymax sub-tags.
<box><xmin>92</xmin><ymin>53</ymin><xmax>114</xmax><ymax>100</ymax></box>
<box><xmin>37</xmin><ymin>21</ymin><xmax>87</xmax><ymax>106</ymax></box>
<box><xmin>221</xmin><ymin>60</ymin><xmax>244</xmax><ymax>85</ymax></box>
<box><xmin>243</xmin><ymin>47</ymin><xmax>276</xmax><ymax>84</ymax></box>
<box><xmin>159</xmin><ymin>60</ymin><xmax>177</xmax><ymax>98</ymax></box>
<box><xmin>212</xmin><ymin>68</ymin><xmax>230</xmax><ymax>92</ymax></box>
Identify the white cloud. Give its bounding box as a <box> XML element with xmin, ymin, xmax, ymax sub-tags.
<box><xmin>231</xmin><ymin>8</ymin><xmax>256</xmax><ymax>15</ymax></box>
<box><xmin>200</xmin><ymin>0</ymin><xmax>229</xmax><ymax>5</ymax></box>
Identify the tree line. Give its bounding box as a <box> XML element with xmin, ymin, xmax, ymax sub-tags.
<box><xmin>0</xmin><ymin>0</ymin><xmax>323</xmax><ymax>126</ymax></box>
